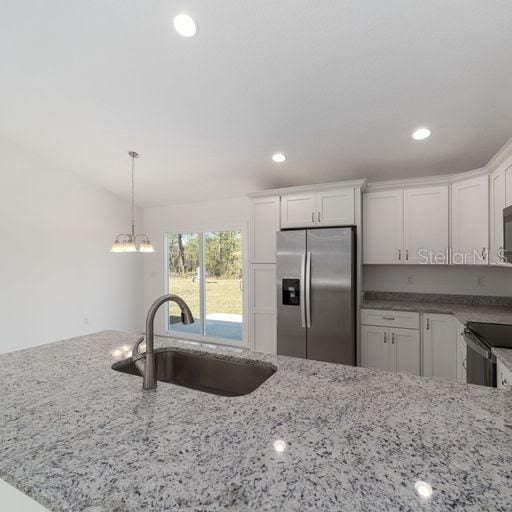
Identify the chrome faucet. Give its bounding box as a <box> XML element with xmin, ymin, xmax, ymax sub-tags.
<box><xmin>132</xmin><ymin>294</ymin><xmax>194</xmax><ymax>390</ymax></box>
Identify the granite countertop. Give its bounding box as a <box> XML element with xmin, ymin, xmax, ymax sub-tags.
<box><xmin>361</xmin><ymin>298</ymin><xmax>512</xmax><ymax>325</ymax></box>
<box><xmin>1</xmin><ymin>331</ymin><xmax>512</xmax><ymax>511</ymax></box>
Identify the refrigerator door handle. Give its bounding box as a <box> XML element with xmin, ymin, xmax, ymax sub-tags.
<box><xmin>300</xmin><ymin>253</ymin><xmax>306</xmax><ymax>328</ymax></box>
<box><xmin>305</xmin><ymin>251</ymin><xmax>312</xmax><ymax>328</ymax></box>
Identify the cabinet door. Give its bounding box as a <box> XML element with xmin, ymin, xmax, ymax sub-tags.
<box><xmin>451</xmin><ymin>176</ymin><xmax>489</xmax><ymax>265</ymax></box>
<box><xmin>404</xmin><ymin>186</ymin><xmax>449</xmax><ymax>264</ymax></box>
<box><xmin>280</xmin><ymin>193</ymin><xmax>316</xmax><ymax>228</ymax></box>
<box><xmin>455</xmin><ymin>320</ymin><xmax>467</xmax><ymax>383</ymax></box>
<box><xmin>391</xmin><ymin>328</ymin><xmax>420</xmax><ymax>376</ymax></box>
<box><xmin>250</xmin><ymin>197</ymin><xmax>280</xmax><ymax>263</ymax></box>
<box><xmin>361</xmin><ymin>325</ymin><xmax>389</xmax><ymax>371</ymax></box>
<box><xmin>316</xmin><ymin>188</ymin><xmax>355</xmax><ymax>226</ymax></box>
<box><xmin>506</xmin><ymin>165</ymin><xmax>512</xmax><ymax>207</ymax></box>
<box><xmin>250</xmin><ymin>264</ymin><xmax>276</xmax><ymax>354</ymax></box>
<box><xmin>490</xmin><ymin>169</ymin><xmax>506</xmax><ymax>264</ymax></box>
<box><xmin>422</xmin><ymin>314</ymin><xmax>457</xmax><ymax>381</ymax></box>
<box><xmin>363</xmin><ymin>189</ymin><xmax>403</xmax><ymax>264</ymax></box>
<box><xmin>497</xmin><ymin>359</ymin><xmax>512</xmax><ymax>390</ymax></box>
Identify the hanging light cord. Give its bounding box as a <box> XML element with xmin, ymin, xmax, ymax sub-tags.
<box><xmin>131</xmin><ymin>153</ymin><xmax>135</xmax><ymax>239</ymax></box>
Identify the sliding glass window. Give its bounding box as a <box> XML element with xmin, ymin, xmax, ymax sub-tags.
<box><xmin>166</xmin><ymin>230</ymin><xmax>243</xmax><ymax>342</ymax></box>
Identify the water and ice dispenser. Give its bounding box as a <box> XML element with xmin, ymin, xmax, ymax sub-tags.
<box><xmin>282</xmin><ymin>279</ymin><xmax>300</xmax><ymax>306</ymax></box>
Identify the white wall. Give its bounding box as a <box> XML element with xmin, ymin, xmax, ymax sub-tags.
<box><xmin>0</xmin><ymin>140</ymin><xmax>142</xmax><ymax>353</ymax></box>
<box><xmin>364</xmin><ymin>264</ymin><xmax>512</xmax><ymax>296</ymax></box>
<box><xmin>141</xmin><ymin>197</ymin><xmax>250</xmax><ymax>340</ymax></box>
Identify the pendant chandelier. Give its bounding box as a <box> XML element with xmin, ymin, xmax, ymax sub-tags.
<box><xmin>111</xmin><ymin>151</ymin><xmax>155</xmax><ymax>253</ymax></box>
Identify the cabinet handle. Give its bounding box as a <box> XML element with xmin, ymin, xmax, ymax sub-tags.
<box><xmin>406</xmin><ymin>249</ymin><xmax>409</xmax><ymax>261</ymax></box>
<box><xmin>312</xmin><ymin>212</ymin><xmax>314</xmax><ymax>222</ymax></box>
<box><xmin>318</xmin><ymin>212</ymin><xmax>321</xmax><ymax>222</ymax></box>
<box><xmin>398</xmin><ymin>249</ymin><xmax>402</xmax><ymax>261</ymax></box>
<box><xmin>384</xmin><ymin>332</ymin><xmax>387</xmax><ymax>344</ymax></box>
<box><xmin>463</xmin><ymin>358</ymin><xmax>467</xmax><ymax>370</ymax></box>
<box><xmin>426</xmin><ymin>318</ymin><xmax>430</xmax><ymax>330</ymax></box>
<box><xmin>382</xmin><ymin>316</ymin><xmax>395</xmax><ymax>321</ymax></box>
<box><xmin>391</xmin><ymin>332</ymin><xmax>395</xmax><ymax>344</ymax></box>
<box><xmin>482</xmin><ymin>247</ymin><xmax>486</xmax><ymax>260</ymax></box>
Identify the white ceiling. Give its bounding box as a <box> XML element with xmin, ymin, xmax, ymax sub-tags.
<box><xmin>1</xmin><ymin>1</ymin><xmax>511</xmax><ymax>207</ymax></box>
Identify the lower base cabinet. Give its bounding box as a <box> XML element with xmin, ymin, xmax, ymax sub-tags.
<box><xmin>455</xmin><ymin>320</ymin><xmax>467</xmax><ymax>384</ymax></box>
<box><xmin>422</xmin><ymin>314</ymin><xmax>457</xmax><ymax>381</ymax></box>
<box><xmin>361</xmin><ymin>325</ymin><xmax>420</xmax><ymax>376</ymax></box>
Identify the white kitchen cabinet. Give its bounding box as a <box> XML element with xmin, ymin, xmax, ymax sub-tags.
<box><xmin>422</xmin><ymin>313</ymin><xmax>457</xmax><ymax>381</ymax></box>
<box><xmin>280</xmin><ymin>193</ymin><xmax>316</xmax><ymax>228</ymax></box>
<box><xmin>403</xmin><ymin>186</ymin><xmax>449</xmax><ymax>264</ymax></box>
<box><xmin>490</xmin><ymin>168</ymin><xmax>506</xmax><ymax>264</ymax></box>
<box><xmin>361</xmin><ymin>325</ymin><xmax>389</xmax><ymax>371</ymax></box>
<box><xmin>363</xmin><ymin>189</ymin><xmax>403</xmax><ymax>264</ymax></box>
<box><xmin>392</xmin><ymin>328</ymin><xmax>421</xmax><ymax>375</ymax></box>
<box><xmin>250</xmin><ymin>264</ymin><xmax>277</xmax><ymax>354</ymax></box>
<box><xmin>250</xmin><ymin>196</ymin><xmax>280</xmax><ymax>263</ymax></box>
<box><xmin>497</xmin><ymin>359</ymin><xmax>512</xmax><ymax>390</ymax></box>
<box><xmin>506</xmin><ymin>164</ymin><xmax>512</xmax><ymax>207</ymax></box>
<box><xmin>455</xmin><ymin>320</ymin><xmax>467</xmax><ymax>383</ymax></box>
<box><xmin>281</xmin><ymin>188</ymin><xmax>355</xmax><ymax>229</ymax></box>
<box><xmin>361</xmin><ymin>310</ymin><xmax>420</xmax><ymax>376</ymax></box>
<box><xmin>451</xmin><ymin>175</ymin><xmax>489</xmax><ymax>265</ymax></box>
<box><xmin>316</xmin><ymin>188</ymin><xmax>355</xmax><ymax>226</ymax></box>
<box><xmin>361</xmin><ymin>325</ymin><xmax>420</xmax><ymax>376</ymax></box>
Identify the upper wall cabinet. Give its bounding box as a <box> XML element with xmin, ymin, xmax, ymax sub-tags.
<box><xmin>403</xmin><ymin>186</ymin><xmax>449</xmax><ymax>264</ymax></box>
<box><xmin>280</xmin><ymin>188</ymin><xmax>355</xmax><ymax>229</ymax></box>
<box><xmin>451</xmin><ymin>175</ymin><xmax>489</xmax><ymax>265</ymax></box>
<box><xmin>490</xmin><ymin>168</ymin><xmax>506</xmax><ymax>264</ymax></box>
<box><xmin>363</xmin><ymin>186</ymin><xmax>448</xmax><ymax>264</ymax></box>
<box><xmin>363</xmin><ymin>189</ymin><xmax>403</xmax><ymax>264</ymax></box>
<box><xmin>506</xmin><ymin>165</ymin><xmax>512</xmax><ymax>207</ymax></box>
<box><xmin>316</xmin><ymin>188</ymin><xmax>355</xmax><ymax>226</ymax></box>
<box><xmin>250</xmin><ymin>196</ymin><xmax>280</xmax><ymax>263</ymax></box>
<box><xmin>280</xmin><ymin>193</ymin><xmax>316</xmax><ymax>228</ymax></box>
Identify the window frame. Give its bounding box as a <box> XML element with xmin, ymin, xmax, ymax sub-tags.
<box><xmin>164</xmin><ymin>223</ymin><xmax>249</xmax><ymax>348</ymax></box>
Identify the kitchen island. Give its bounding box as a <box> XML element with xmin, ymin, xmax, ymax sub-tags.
<box><xmin>1</xmin><ymin>331</ymin><xmax>512</xmax><ymax>511</ymax></box>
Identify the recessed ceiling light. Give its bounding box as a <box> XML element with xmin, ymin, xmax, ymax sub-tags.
<box><xmin>173</xmin><ymin>14</ymin><xmax>197</xmax><ymax>37</ymax></box>
<box><xmin>272</xmin><ymin>152</ymin><xmax>286</xmax><ymax>163</ymax></box>
<box><xmin>412</xmin><ymin>128</ymin><xmax>431</xmax><ymax>141</ymax></box>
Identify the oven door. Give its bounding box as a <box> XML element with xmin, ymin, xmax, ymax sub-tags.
<box><xmin>463</xmin><ymin>330</ymin><xmax>496</xmax><ymax>387</ymax></box>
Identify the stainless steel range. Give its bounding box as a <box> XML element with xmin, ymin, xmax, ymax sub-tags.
<box><xmin>463</xmin><ymin>322</ymin><xmax>512</xmax><ymax>387</ymax></box>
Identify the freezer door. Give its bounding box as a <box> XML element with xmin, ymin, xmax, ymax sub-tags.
<box><xmin>276</xmin><ymin>230</ymin><xmax>307</xmax><ymax>358</ymax></box>
<box><xmin>306</xmin><ymin>228</ymin><xmax>356</xmax><ymax>365</ymax></box>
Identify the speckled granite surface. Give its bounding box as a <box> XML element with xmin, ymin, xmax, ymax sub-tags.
<box><xmin>362</xmin><ymin>292</ymin><xmax>512</xmax><ymax>373</ymax></box>
<box><xmin>1</xmin><ymin>332</ymin><xmax>512</xmax><ymax>510</ymax></box>
<box><xmin>493</xmin><ymin>347</ymin><xmax>512</xmax><ymax>373</ymax></box>
<box><xmin>362</xmin><ymin>292</ymin><xmax>512</xmax><ymax>325</ymax></box>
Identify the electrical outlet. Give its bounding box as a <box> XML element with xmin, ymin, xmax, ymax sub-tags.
<box><xmin>476</xmin><ymin>275</ymin><xmax>486</xmax><ymax>287</ymax></box>
<box><xmin>84</xmin><ymin>317</ymin><xmax>90</xmax><ymax>326</ymax></box>
<box><xmin>407</xmin><ymin>274</ymin><xmax>414</xmax><ymax>286</ymax></box>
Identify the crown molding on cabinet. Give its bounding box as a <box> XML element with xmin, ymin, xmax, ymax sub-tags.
<box><xmin>486</xmin><ymin>135</ymin><xmax>512</xmax><ymax>174</ymax></box>
<box><xmin>365</xmin><ymin>167</ymin><xmax>489</xmax><ymax>192</ymax></box>
<box><xmin>247</xmin><ymin>179</ymin><xmax>367</xmax><ymax>198</ymax></box>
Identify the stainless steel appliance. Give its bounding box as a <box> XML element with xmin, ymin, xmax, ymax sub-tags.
<box><xmin>503</xmin><ymin>205</ymin><xmax>512</xmax><ymax>263</ymax></box>
<box><xmin>276</xmin><ymin>227</ymin><xmax>356</xmax><ymax>365</ymax></box>
<box><xmin>463</xmin><ymin>321</ymin><xmax>512</xmax><ymax>387</ymax></box>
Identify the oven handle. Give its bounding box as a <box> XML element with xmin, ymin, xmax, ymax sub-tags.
<box><xmin>463</xmin><ymin>330</ymin><xmax>492</xmax><ymax>360</ymax></box>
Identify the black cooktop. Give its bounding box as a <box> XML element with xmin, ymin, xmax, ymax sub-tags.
<box><xmin>466</xmin><ymin>322</ymin><xmax>512</xmax><ymax>349</ymax></box>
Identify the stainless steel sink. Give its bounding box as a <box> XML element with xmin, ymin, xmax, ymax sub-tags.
<box><xmin>112</xmin><ymin>348</ymin><xmax>276</xmax><ymax>396</ymax></box>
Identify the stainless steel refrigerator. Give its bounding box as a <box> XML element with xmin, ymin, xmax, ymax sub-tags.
<box><xmin>276</xmin><ymin>227</ymin><xmax>356</xmax><ymax>365</ymax></box>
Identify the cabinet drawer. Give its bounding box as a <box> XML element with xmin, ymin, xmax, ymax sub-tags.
<box><xmin>361</xmin><ymin>309</ymin><xmax>419</xmax><ymax>329</ymax></box>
